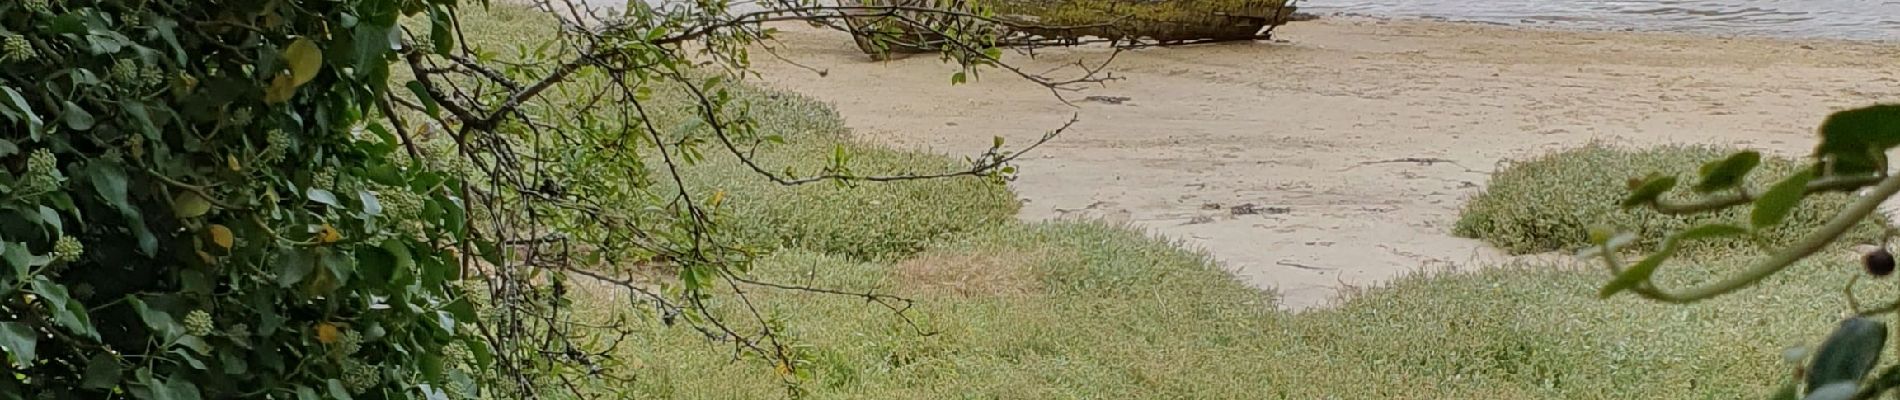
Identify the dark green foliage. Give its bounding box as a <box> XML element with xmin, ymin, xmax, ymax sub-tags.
<box><xmin>1806</xmin><ymin>318</ymin><xmax>1886</xmax><ymax>394</ymax></box>
<box><xmin>0</xmin><ymin>0</ymin><xmax>480</xmax><ymax>398</ymax></box>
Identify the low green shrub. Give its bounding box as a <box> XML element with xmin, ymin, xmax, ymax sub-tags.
<box><xmin>1454</xmin><ymin>144</ymin><xmax>1874</xmax><ymax>254</ymax></box>
<box><xmin>663</xmin><ymin>90</ymin><xmax>1020</xmax><ymax>261</ymax></box>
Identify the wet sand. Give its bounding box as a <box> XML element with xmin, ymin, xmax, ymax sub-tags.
<box><xmin>744</xmin><ymin>17</ymin><xmax>1900</xmax><ymax>310</ymax></box>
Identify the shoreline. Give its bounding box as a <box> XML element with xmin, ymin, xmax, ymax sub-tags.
<box><xmin>743</xmin><ymin>17</ymin><xmax>1900</xmax><ymax>310</ymax></box>
<box><xmin>1301</xmin><ymin>12</ymin><xmax>1900</xmax><ymax>45</ymax></box>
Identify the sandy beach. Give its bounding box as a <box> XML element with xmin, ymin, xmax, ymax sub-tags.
<box><xmin>743</xmin><ymin>17</ymin><xmax>1900</xmax><ymax>310</ymax></box>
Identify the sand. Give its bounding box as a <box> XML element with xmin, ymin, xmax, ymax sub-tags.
<box><xmin>741</xmin><ymin>17</ymin><xmax>1900</xmax><ymax>310</ymax></box>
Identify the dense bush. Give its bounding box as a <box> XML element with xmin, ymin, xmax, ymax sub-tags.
<box><xmin>0</xmin><ymin>0</ymin><xmax>480</xmax><ymax>398</ymax></box>
<box><xmin>1454</xmin><ymin>144</ymin><xmax>1873</xmax><ymax>254</ymax></box>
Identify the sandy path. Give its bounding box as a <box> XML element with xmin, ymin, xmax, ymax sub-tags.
<box><xmin>743</xmin><ymin>18</ymin><xmax>1900</xmax><ymax>310</ymax></box>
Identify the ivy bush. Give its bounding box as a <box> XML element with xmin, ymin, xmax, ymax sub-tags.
<box><xmin>0</xmin><ymin>0</ymin><xmax>483</xmax><ymax>398</ymax></box>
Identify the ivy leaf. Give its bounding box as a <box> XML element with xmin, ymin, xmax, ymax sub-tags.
<box><xmin>0</xmin><ymin>86</ymin><xmax>42</xmax><ymax>136</ymax></box>
<box><xmin>307</xmin><ymin>187</ymin><xmax>340</xmax><ymax>207</ymax></box>
<box><xmin>1753</xmin><ymin>168</ymin><xmax>1815</xmax><ymax>229</ymax></box>
<box><xmin>0</xmin><ymin>322</ymin><xmax>35</xmax><ymax>368</ymax></box>
<box><xmin>62</xmin><ymin>101</ymin><xmax>96</xmax><ymax>131</ymax></box>
<box><xmin>173</xmin><ymin>191</ymin><xmax>213</xmax><ymax>218</ymax></box>
<box><xmin>1599</xmin><ymin>224</ymin><xmax>1745</xmax><ymax>297</ymax></box>
<box><xmin>129</xmin><ymin>297</ymin><xmax>182</xmax><ymax>341</ymax></box>
<box><xmin>1804</xmin><ymin>383</ymin><xmax>1858</xmax><ymax>400</ymax></box>
<box><xmin>1693</xmin><ymin>150</ymin><xmax>1760</xmax><ymax>193</ymax></box>
<box><xmin>327</xmin><ymin>379</ymin><xmax>354</xmax><ymax>400</ymax></box>
<box><xmin>208</xmin><ymin>225</ymin><xmax>234</xmax><ymax>250</ymax></box>
<box><xmin>275</xmin><ymin>250</ymin><xmax>316</xmax><ymax>288</ymax></box>
<box><xmin>351</xmin><ymin>22</ymin><xmax>395</xmax><ymax>79</ymax></box>
<box><xmin>31</xmin><ymin>276</ymin><xmax>98</xmax><ymax>339</ymax></box>
<box><xmin>1807</xmin><ymin>317</ymin><xmax>1886</xmax><ymax>393</ymax></box>
<box><xmin>3</xmin><ymin>242</ymin><xmax>28</xmax><ymax>282</ymax></box>
<box><xmin>1619</xmin><ymin>175</ymin><xmax>1677</xmax><ymax>208</ymax></box>
<box><xmin>81</xmin><ymin>353</ymin><xmax>122</xmax><ymax>390</ymax></box>
<box><xmin>87</xmin><ymin>162</ymin><xmax>156</xmax><ymax>255</ymax></box>
<box><xmin>159</xmin><ymin>374</ymin><xmax>204</xmax><ymax>400</ymax></box>
<box><xmin>358</xmin><ymin>190</ymin><xmax>383</xmax><ymax>216</ymax></box>
<box><xmin>263</xmin><ymin>73</ymin><xmax>298</xmax><ymax>104</ymax></box>
<box><xmin>430</xmin><ymin>5</ymin><xmax>457</xmax><ymax>56</ymax></box>
<box><xmin>405</xmin><ymin>81</ymin><xmax>441</xmax><ymax>118</ymax></box>
<box><xmin>284</xmin><ymin>38</ymin><xmax>324</xmax><ymax>87</ymax></box>
<box><xmin>1814</xmin><ymin>105</ymin><xmax>1900</xmax><ymax>176</ymax></box>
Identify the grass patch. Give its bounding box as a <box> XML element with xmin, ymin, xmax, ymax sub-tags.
<box><xmin>1454</xmin><ymin>143</ymin><xmax>1875</xmax><ymax>255</ymax></box>
<box><xmin>450</xmin><ymin>6</ymin><xmax>1883</xmax><ymax>400</ymax></box>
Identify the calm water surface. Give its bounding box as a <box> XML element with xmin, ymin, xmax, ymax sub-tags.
<box><xmin>1302</xmin><ymin>0</ymin><xmax>1900</xmax><ymax>41</ymax></box>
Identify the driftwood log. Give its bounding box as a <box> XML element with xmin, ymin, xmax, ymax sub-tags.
<box><xmin>840</xmin><ymin>0</ymin><xmax>1298</xmax><ymax>59</ymax></box>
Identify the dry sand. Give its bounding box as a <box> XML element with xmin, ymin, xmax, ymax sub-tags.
<box><xmin>743</xmin><ymin>18</ymin><xmax>1900</xmax><ymax>310</ymax></box>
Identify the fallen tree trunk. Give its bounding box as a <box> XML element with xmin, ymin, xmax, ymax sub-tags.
<box><xmin>840</xmin><ymin>0</ymin><xmax>1297</xmax><ymax>59</ymax></box>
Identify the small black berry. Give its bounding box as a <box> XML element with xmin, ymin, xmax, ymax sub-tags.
<box><xmin>1864</xmin><ymin>249</ymin><xmax>1894</xmax><ymax>277</ymax></box>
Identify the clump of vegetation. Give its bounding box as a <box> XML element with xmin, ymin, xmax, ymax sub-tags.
<box><xmin>1454</xmin><ymin>144</ymin><xmax>1872</xmax><ymax>254</ymax></box>
<box><xmin>690</xmin><ymin>140</ymin><xmax>1020</xmax><ymax>261</ymax></box>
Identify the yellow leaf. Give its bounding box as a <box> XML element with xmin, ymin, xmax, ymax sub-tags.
<box><xmin>174</xmin><ymin>191</ymin><xmax>213</xmax><ymax>218</ymax></box>
<box><xmin>774</xmin><ymin>360</ymin><xmax>791</xmax><ymax>376</ymax></box>
<box><xmin>264</xmin><ymin>73</ymin><xmax>297</xmax><ymax>104</ymax></box>
<box><xmin>284</xmin><ymin>38</ymin><xmax>323</xmax><ymax>87</ymax></box>
<box><xmin>709</xmin><ymin>190</ymin><xmax>726</xmax><ymax>208</ymax></box>
<box><xmin>316</xmin><ymin>224</ymin><xmax>342</xmax><ymax>244</ymax></box>
<box><xmin>315</xmin><ymin>322</ymin><xmax>340</xmax><ymax>344</ymax></box>
<box><xmin>226</xmin><ymin>155</ymin><xmax>241</xmax><ymax>171</ymax></box>
<box><xmin>208</xmin><ymin>224</ymin><xmax>234</xmax><ymax>250</ymax></box>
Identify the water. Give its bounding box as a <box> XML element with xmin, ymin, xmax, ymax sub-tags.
<box><xmin>565</xmin><ymin>0</ymin><xmax>1900</xmax><ymax>41</ymax></box>
<box><xmin>1302</xmin><ymin>0</ymin><xmax>1900</xmax><ymax>41</ymax></box>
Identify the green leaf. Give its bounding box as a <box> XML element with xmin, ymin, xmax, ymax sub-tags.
<box><xmin>173</xmin><ymin>191</ymin><xmax>213</xmax><ymax>218</ymax></box>
<box><xmin>1753</xmin><ymin>168</ymin><xmax>1815</xmax><ymax>229</ymax></box>
<box><xmin>358</xmin><ymin>190</ymin><xmax>383</xmax><ymax>216</ymax></box>
<box><xmin>306</xmin><ymin>187</ymin><xmax>340</xmax><ymax>207</ymax></box>
<box><xmin>951</xmin><ymin>71</ymin><xmax>967</xmax><ymax>85</ymax></box>
<box><xmin>406</xmin><ymin>81</ymin><xmax>441</xmax><ymax>118</ymax></box>
<box><xmin>1599</xmin><ymin>224</ymin><xmax>1745</xmax><ymax>297</ymax></box>
<box><xmin>0</xmin><ymin>322</ymin><xmax>36</xmax><ymax>369</ymax></box>
<box><xmin>1694</xmin><ymin>150</ymin><xmax>1761</xmax><ymax>193</ymax></box>
<box><xmin>0</xmin><ymin>86</ymin><xmax>42</xmax><ymax>136</ymax></box>
<box><xmin>430</xmin><ymin>5</ymin><xmax>457</xmax><ymax>55</ymax></box>
<box><xmin>327</xmin><ymin>379</ymin><xmax>354</xmax><ymax>400</ymax></box>
<box><xmin>4</xmin><ymin>242</ymin><xmax>29</xmax><ymax>282</ymax></box>
<box><xmin>129</xmin><ymin>297</ymin><xmax>182</xmax><ymax>341</ymax></box>
<box><xmin>82</xmin><ymin>353</ymin><xmax>122</xmax><ymax>390</ymax></box>
<box><xmin>1803</xmin><ymin>382</ymin><xmax>1858</xmax><ymax>400</ymax></box>
<box><xmin>1599</xmin><ymin>250</ymin><xmax>1670</xmax><ymax>298</ymax></box>
<box><xmin>284</xmin><ymin>38</ymin><xmax>324</xmax><ymax>87</ymax></box>
<box><xmin>37</xmin><ymin>206</ymin><xmax>60</xmax><ymax>232</ymax></box>
<box><xmin>173</xmin><ymin>336</ymin><xmax>211</xmax><ymax>355</ymax></box>
<box><xmin>276</xmin><ymin>250</ymin><xmax>316</xmax><ymax>288</ymax></box>
<box><xmin>351</xmin><ymin>22</ymin><xmax>395</xmax><ymax>79</ymax></box>
<box><xmin>62</xmin><ymin>101</ymin><xmax>96</xmax><ymax>130</ymax></box>
<box><xmin>160</xmin><ymin>374</ymin><xmax>204</xmax><ymax>400</ymax></box>
<box><xmin>1807</xmin><ymin>317</ymin><xmax>1886</xmax><ymax>393</ymax></box>
<box><xmin>1619</xmin><ymin>175</ymin><xmax>1677</xmax><ymax>208</ymax></box>
<box><xmin>88</xmin><ymin>162</ymin><xmax>135</xmax><ymax>215</ymax></box>
<box><xmin>1814</xmin><ymin>104</ymin><xmax>1900</xmax><ymax>176</ymax></box>
<box><xmin>31</xmin><ymin>277</ymin><xmax>98</xmax><ymax>339</ymax></box>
